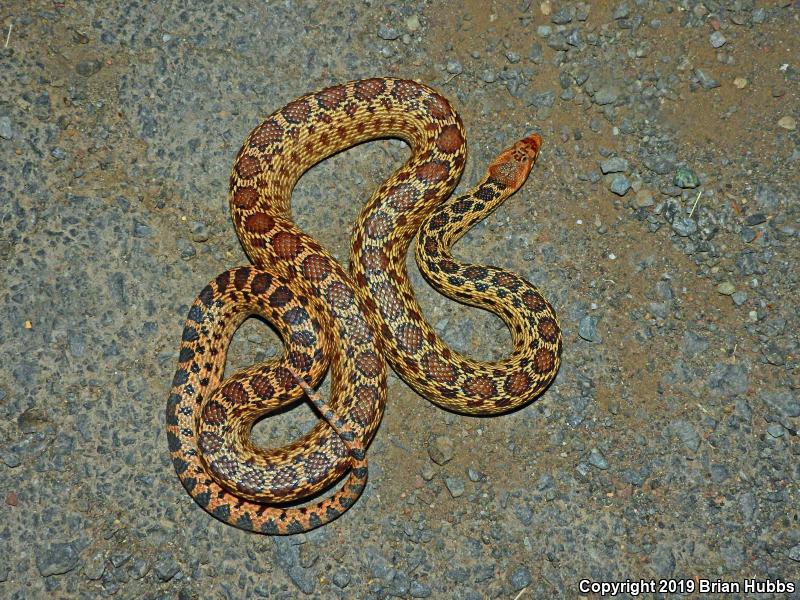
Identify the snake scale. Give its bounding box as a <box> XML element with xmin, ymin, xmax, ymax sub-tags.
<box><xmin>167</xmin><ymin>77</ymin><xmax>562</xmax><ymax>534</ymax></box>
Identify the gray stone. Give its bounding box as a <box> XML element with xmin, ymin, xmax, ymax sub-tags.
<box><xmin>731</xmin><ymin>291</ymin><xmax>747</xmax><ymax>305</ymax></box>
<box><xmin>154</xmin><ymin>552</ymin><xmax>179</xmax><ymax>582</ymax></box>
<box><xmin>287</xmin><ymin>565</ymin><xmax>316</xmax><ymax>594</ymax></box>
<box><xmin>722</xmin><ymin>542</ymin><xmax>744</xmax><ymax>569</ymax></box>
<box><xmin>649</xmin><ymin>544</ymin><xmax>675</xmax><ymax>578</ymax></box>
<box><xmin>610</xmin><ymin>175</ymin><xmax>630</xmax><ymax>196</ymax></box>
<box><xmin>672</xmin><ymin>217</ymin><xmax>697</xmax><ymax>236</ymax></box>
<box><xmin>528</xmin><ymin>90</ymin><xmax>556</xmax><ymax>108</ymax></box>
<box><xmin>612</xmin><ymin>3</ymin><xmax>630</xmax><ymax>19</ymax></box>
<box><xmin>671</xmin><ymin>420</ymin><xmax>700</xmax><ymax>452</ymax></box>
<box><xmin>76</xmin><ymin>59</ymin><xmax>103</xmax><ymax>77</ymax></box>
<box><xmin>551</xmin><ymin>7</ymin><xmax>574</xmax><ymax>24</ymax></box>
<box><xmin>788</xmin><ymin>544</ymin><xmax>800</xmax><ymax>562</ymax></box>
<box><xmin>467</xmin><ymin>468</ymin><xmax>484</xmax><ymax>482</ymax></box>
<box><xmin>514</xmin><ymin>503</ymin><xmax>533</xmax><ymax>526</ymax></box>
<box><xmin>599</xmin><ymin>157</ymin><xmax>628</xmax><ymax>174</ymax></box>
<box><xmin>509</xmin><ymin>565</ymin><xmax>532</xmax><ymax>591</ymax></box>
<box><xmin>709</xmin><ymin>464</ymin><xmax>730</xmax><ymax>483</ymax></box>
<box><xmin>445</xmin><ymin>477</ymin><xmax>465</xmax><ymax>498</ymax></box>
<box><xmin>578</xmin><ymin>315</ymin><xmax>601</xmax><ymax>342</ymax></box>
<box><xmin>717</xmin><ymin>282</ymin><xmax>735</xmax><ymax>295</ymax></box>
<box><xmin>332</xmin><ymin>568</ymin><xmax>351</xmax><ymax>588</ymax></box>
<box><xmin>673</xmin><ymin>167</ymin><xmax>700</xmax><ymax>188</ymax></box>
<box><xmin>588</xmin><ymin>448</ymin><xmax>609</xmax><ymax>470</ymax></box>
<box><xmin>695</xmin><ymin>68</ymin><xmax>720</xmax><ymax>89</ymax></box>
<box><xmin>83</xmin><ymin>550</ymin><xmax>107</xmax><ymax>581</ymax></box>
<box><xmin>644</xmin><ymin>155</ymin><xmax>675</xmax><ymax>175</ymax></box>
<box><xmin>428</xmin><ymin>436</ymin><xmax>454</xmax><ymax>465</ymax></box>
<box><xmin>377</xmin><ymin>24</ymin><xmax>400</xmax><ymax>40</ymax></box>
<box><xmin>446</xmin><ymin>60</ymin><xmax>463</xmax><ymax>75</ymax></box>
<box><xmin>546</xmin><ymin>32</ymin><xmax>570</xmax><ymax>51</ymax></box>
<box><xmin>410</xmin><ymin>580</ymin><xmax>432</xmax><ymax>598</ymax></box>
<box><xmin>529</xmin><ymin>42</ymin><xmax>543</xmax><ymax>63</ymax></box>
<box><xmin>0</xmin><ymin>116</ymin><xmax>13</xmax><ymax>140</ymax></box>
<box><xmin>593</xmin><ymin>86</ymin><xmax>619</xmax><ymax>105</ymax></box>
<box><xmin>762</xmin><ymin>392</ymin><xmax>800</xmax><ymax>417</ymax></box>
<box><xmin>36</xmin><ymin>542</ymin><xmax>80</xmax><ymax>577</ymax></box>
<box><xmin>739</xmin><ymin>492</ymin><xmax>757</xmax><ymax>521</ymax></box>
<box><xmin>709</xmin><ymin>31</ymin><xmax>727</xmax><ymax>48</ymax></box>
<box><xmin>682</xmin><ymin>332</ymin><xmax>708</xmax><ymax>357</ymax></box>
<box><xmin>766</xmin><ymin>423</ymin><xmax>784</xmax><ymax>438</ymax></box>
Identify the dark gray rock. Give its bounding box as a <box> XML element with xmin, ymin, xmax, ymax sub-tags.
<box><xmin>509</xmin><ymin>565</ymin><xmax>532</xmax><ymax>591</ymax></box>
<box><xmin>762</xmin><ymin>392</ymin><xmax>800</xmax><ymax>417</ymax></box>
<box><xmin>0</xmin><ymin>116</ymin><xmax>13</xmax><ymax>140</ymax></box>
<box><xmin>670</xmin><ymin>420</ymin><xmax>700</xmax><ymax>452</ymax></box>
<box><xmin>36</xmin><ymin>542</ymin><xmax>80</xmax><ymax>577</ymax></box>
<box><xmin>599</xmin><ymin>157</ymin><xmax>628</xmax><ymax>174</ymax></box>
<box><xmin>76</xmin><ymin>59</ymin><xmax>103</xmax><ymax>77</ymax></box>
<box><xmin>154</xmin><ymin>552</ymin><xmax>179</xmax><ymax>582</ymax></box>
<box><xmin>578</xmin><ymin>315</ymin><xmax>602</xmax><ymax>342</ymax></box>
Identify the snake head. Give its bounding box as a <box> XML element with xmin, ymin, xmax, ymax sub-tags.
<box><xmin>487</xmin><ymin>134</ymin><xmax>542</xmax><ymax>192</ymax></box>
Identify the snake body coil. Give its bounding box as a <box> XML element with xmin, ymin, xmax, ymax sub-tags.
<box><xmin>167</xmin><ymin>78</ymin><xmax>561</xmax><ymax>534</ymax></box>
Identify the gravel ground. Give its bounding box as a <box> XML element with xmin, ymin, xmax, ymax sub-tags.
<box><xmin>1</xmin><ymin>1</ymin><xmax>798</xmax><ymax>598</ymax></box>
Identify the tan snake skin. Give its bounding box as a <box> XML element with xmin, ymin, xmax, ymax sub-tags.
<box><xmin>167</xmin><ymin>77</ymin><xmax>562</xmax><ymax>534</ymax></box>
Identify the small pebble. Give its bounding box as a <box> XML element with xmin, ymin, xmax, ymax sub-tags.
<box><xmin>788</xmin><ymin>544</ymin><xmax>800</xmax><ymax>562</ymax></box>
<box><xmin>766</xmin><ymin>423</ymin><xmax>784</xmax><ymax>438</ymax></box>
<box><xmin>428</xmin><ymin>436</ymin><xmax>454</xmax><ymax>465</ymax></box>
<box><xmin>635</xmin><ymin>189</ymin><xmax>655</xmax><ymax>207</ymax></box>
<box><xmin>673</xmin><ymin>167</ymin><xmax>700</xmax><ymax>189</ymax></box>
<box><xmin>588</xmin><ymin>448</ymin><xmax>609</xmax><ymax>470</ymax></box>
<box><xmin>716</xmin><ymin>282</ymin><xmax>736</xmax><ymax>296</ymax></box>
<box><xmin>508</xmin><ymin>566</ymin><xmax>532</xmax><ymax>591</ymax></box>
<box><xmin>709</xmin><ymin>31</ymin><xmax>727</xmax><ymax>48</ymax></box>
<box><xmin>695</xmin><ymin>69</ymin><xmax>720</xmax><ymax>89</ymax></box>
<box><xmin>0</xmin><ymin>116</ymin><xmax>13</xmax><ymax>140</ymax></box>
<box><xmin>405</xmin><ymin>15</ymin><xmax>421</xmax><ymax>31</ymax></box>
<box><xmin>578</xmin><ymin>315</ymin><xmax>601</xmax><ymax>343</ymax></box>
<box><xmin>551</xmin><ymin>7</ymin><xmax>574</xmax><ymax>24</ymax></box>
<box><xmin>410</xmin><ymin>581</ymin><xmax>432</xmax><ymax>598</ymax></box>
<box><xmin>76</xmin><ymin>59</ymin><xmax>103</xmax><ymax>77</ymax></box>
<box><xmin>444</xmin><ymin>477</ymin><xmax>465</xmax><ymax>498</ymax></box>
<box><xmin>609</xmin><ymin>175</ymin><xmax>631</xmax><ymax>196</ymax></box>
<box><xmin>332</xmin><ymin>569</ymin><xmax>351</xmax><ymax>588</ymax></box>
<box><xmin>599</xmin><ymin>157</ymin><xmax>628</xmax><ymax>174</ymax></box>
<box><xmin>671</xmin><ymin>420</ymin><xmax>700</xmax><ymax>452</ymax></box>
<box><xmin>593</xmin><ymin>86</ymin><xmax>619</xmax><ymax>105</ymax></box>
<box><xmin>446</xmin><ymin>60</ymin><xmax>463</xmax><ymax>75</ymax></box>
<box><xmin>467</xmin><ymin>468</ymin><xmax>484</xmax><ymax>482</ymax></box>
<box><xmin>377</xmin><ymin>24</ymin><xmax>400</xmax><ymax>40</ymax></box>
<box><xmin>777</xmin><ymin>116</ymin><xmax>796</xmax><ymax>131</ymax></box>
<box><xmin>731</xmin><ymin>291</ymin><xmax>747</xmax><ymax>306</ymax></box>
<box><xmin>36</xmin><ymin>543</ymin><xmax>80</xmax><ymax>576</ymax></box>
<box><xmin>612</xmin><ymin>3</ymin><xmax>630</xmax><ymax>20</ymax></box>
<box><xmin>672</xmin><ymin>217</ymin><xmax>697</xmax><ymax>237</ymax></box>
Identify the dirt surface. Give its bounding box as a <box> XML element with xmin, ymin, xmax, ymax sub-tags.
<box><xmin>1</xmin><ymin>1</ymin><xmax>798</xmax><ymax>598</ymax></box>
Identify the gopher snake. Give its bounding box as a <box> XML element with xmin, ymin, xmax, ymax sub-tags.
<box><xmin>167</xmin><ymin>78</ymin><xmax>561</xmax><ymax>534</ymax></box>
